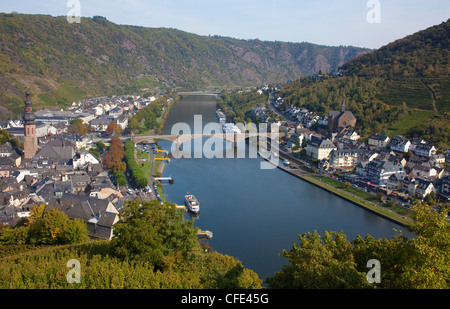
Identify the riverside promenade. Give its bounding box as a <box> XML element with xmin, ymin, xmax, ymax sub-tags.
<box><xmin>258</xmin><ymin>150</ymin><xmax>412</xmax><ymax>227</ymax></box>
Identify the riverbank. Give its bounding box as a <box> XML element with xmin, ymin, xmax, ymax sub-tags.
<box><xmin>258</xmin><ymin>150</ymin><xmax>412</xmax><ymax>227</ymax></box>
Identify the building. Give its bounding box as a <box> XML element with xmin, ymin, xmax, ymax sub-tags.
<box><xmin>329</xmin><ymin>149</ymin><xmax>362</xmax><ymax>168</ymax></box>
<box><xmin>366</xmin><ymin>158</ymin><xmax>405</xmax><ymax>186</ymax></box>
<box><xmin>414</xmin><ymin>179</ymin><xmax>435</xmax><ymax>200</ymax></box>
<box><xmin>328</xmin><ymin>98</ymin><xmax>357</xmax><ymax>133</ymax></box>
<box><xmin>23</xmin><ymin>92</ymin><xmax>38</xmax><ymax>159</ymax></box>
<box><xmin>414</xmin><ymin>143</ymin><xmax>436</xmax><ymax>157</ymax></box>
<box><xmin>411</xmin><ymin>164</ymin><xmax>439</xmax><ymax>180</ymax></box>
<box><xmin>305</xmin><ymin>135</ymin><xmax>337</xmax><ymax>160</ymax></box>
<box><xmin>72</xmin><ymin>150</ymin><xmax>100</xmax><ymax>169</ymax></box>
<box><xmin>390</xmin><ymin>135</ymin><xmax>411</xmax><ymax>153</ymax></box>
<box><xmin>386</xmin><ymin>173</ymin><xmax>407</xmax><ymax>191</ymax></box>
<box><xmin>46</xmin><ymin>194</ymin><xmax>119</xmax><ymax>240</ymax></box>
<box><xmin>368</xmin><ymin>134</ymin><xmax>390</xmax><ymax>148</ymax></box>
<box><xmin>90</xmin><ymin>117</ymin><xmax>113</xmax><ymax>132</ymax></box>
<box><xmin>35</xmin><ymin>137</ymin><xmax>76</xmax><ymax>160</ymax></box>
<box><xmin>437</xmin><ymin>176</ymin><xmax>450</xmax><ymax>202</ymax></box>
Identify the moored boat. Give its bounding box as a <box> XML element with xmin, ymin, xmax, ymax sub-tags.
<box><xmin>184</xmin><ymin>194</ymin><xmax>200</xmax><ymax>213</ymax></box>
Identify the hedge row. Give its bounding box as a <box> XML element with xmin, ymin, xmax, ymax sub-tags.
<box><xmin>124</xmin><ymin>141</ymin><xmax>148</xmax><ymax>188</ymax></box>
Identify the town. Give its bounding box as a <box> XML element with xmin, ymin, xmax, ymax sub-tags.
<box><xmin>0</xmin><ymin>91</ymin><xmax>172</xmax><ymax>240</ymax></box>
<box><xmin>251</xmin><ymin>84</ymin><xmax>450</xmax><ymax>214</ymax></box>
<box><xmin>0</xmin><ymin>84</ymin><xmax>449</xmax><ymax>240</ymax></box>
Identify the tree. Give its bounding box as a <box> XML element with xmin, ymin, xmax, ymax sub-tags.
<box><xmin>266</xmin><ymin>231</ymin><xmax>370</xmax><ymax>289</ymax></box>
<box><xmin>64</xmin><ymin>218</ymin><xmax>90</xmax><ymax>244</ymax></box>
<box><xmin>68</xmin><ymin>119</ymin><xmax>88</xmax><ymax>135</ymax></box>
<box><xmin>29</xmin><ymin>208</ymin><xmax>79</xmax><ymax>245</ymax></box>
<box><xmin>101</xmin><ymin>135</ymin><xmax>125</xmax><ymax>172</ymax></box>
<box><xmin>128</xmin><ymin>117</ymin><xmax>140</xmax><ymax>133</ymax></box>
<box><xmin>1</xmin><ymin>204</ymin><xmax>89</xmax><ymax>246</ymax></box>
<box><xmin>267</xmin><ymin>202</ymin><xmax>450</xmax><ymax>289</ymax></box>
<box><xmin>111</xmin><ymin>199</ymin><xmax>198</xmax><ymax>270</ymax></box>
<box><xmin>105</xmin><ymin>121</ymin><xmax>122</xmax><ymax>135</ymax></box>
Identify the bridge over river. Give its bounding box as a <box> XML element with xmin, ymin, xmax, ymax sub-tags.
<box><xmin>131</xmin><ymin>132</ymin><xmax>277</xmax><ymax>150</ymax></box>
<box><xmin>92</xmin><ymin>132</ymin><xmax>279</xmax><ymax>151</ymax></box>
<box><xmin>177</xmin><ymin>91</ymin><xmax>221</xmax><ymax>97</ymax></box>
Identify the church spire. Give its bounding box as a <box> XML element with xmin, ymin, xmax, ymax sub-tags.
<box><xmin>23</xmin><ymin>91</ymin><xmax>38</xmax><ymax>159</ymax></box>
<box><xmin>341</xmin><ymin>98</ymin><xmax>346</xmax><ymax>112</ymax></box>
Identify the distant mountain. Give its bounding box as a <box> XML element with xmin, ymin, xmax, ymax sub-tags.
<box><xmin>340</xmin><ymin>19</ymin><xmax>449</xmax><ymax>78</ymax></box>
<box><xmin>0</xmin><ymin>13</ymin><xmax>369</xmax><ymax>119</ymax></box>
<box><xmin>278</xmin><ymin>19</ymin><xmax>450</xmax><ymax>147</ymax></box>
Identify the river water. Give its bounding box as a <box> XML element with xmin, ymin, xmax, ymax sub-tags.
<box><xmin>157</xmin><ymin>95</ymin><xmax>410</xmax><ymax>282</ymax></box>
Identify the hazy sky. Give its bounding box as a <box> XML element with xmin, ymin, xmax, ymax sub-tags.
<box><xmin>1</xmin><ymin>0</ymin><xmax>449</xmax><ymax>49</ymax></box>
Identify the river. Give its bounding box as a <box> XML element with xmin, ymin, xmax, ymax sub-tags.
<box><xmin>156</xmin><ymin>95</ymin><xmax>410</xmax><ymax>282</ymax></box>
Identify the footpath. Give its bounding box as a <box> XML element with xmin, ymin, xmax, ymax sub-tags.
<box><xmin>258</xmin><ymin>150</ymin><xmax>413</xmax><ymax>227</ymax></box>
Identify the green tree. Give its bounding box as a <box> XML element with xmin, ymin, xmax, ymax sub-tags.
<box><xmin>267</xmin><ymin>202</ymin><xmax>450</xmax><ymax>289</ymax></box>
<box><xmin>267</xmin><ymin>231</ymin><xmax>370</xmax><ymax>289</ymax></box>
<box><xmin>64</xmin><ymin>218</ymin><xmax>90</xmax><ymax>244</ymax></box>
<box><xmin>18</xmin><ymin>205</ymin><xmax>89</xmax><ymax>245</ymax></box>
<box><xmin>128</xmin><ymin>117</ymin><xmax>140</xmax><ymax>133</ymax></box>
<box><xmin>111</xmin><ymin>199</ymin><xmax>198</xmax><ymax>269</ymax></box>
<box><xmin>29</xmin><ymin>208</ymin><xmax>89</xmax><ymax>245</ymax></box>
<box><xmin>68</xmin><ymin>119</ymin><xmax>88</xmax><ymax>135</ymax></box>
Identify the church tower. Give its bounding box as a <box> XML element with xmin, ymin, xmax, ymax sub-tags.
<box><xmin>340</xmin><ymin>98</ymin><xmax>346</xmax><ymax>112</ymax></box>
<box><xmin>23</xmin><ymin>91</ymin><xmax>38</xmax><ymax>159</ymax></box>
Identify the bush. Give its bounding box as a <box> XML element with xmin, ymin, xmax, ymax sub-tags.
<box><xmin>124</xmin><ymin>141</ymin><xmax>148</xmax><ymax>188</ymax></box>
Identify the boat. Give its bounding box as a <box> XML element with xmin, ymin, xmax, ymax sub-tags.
<box><xmin>283</xmin><ymin>160</ymin><xmax>290</xmax><ymax>165</ymax></box>
<box><xmin>216</xmin><ymin>110</ymin><xmax>226</xmax><ymax>123</ymax></box>
<box><xmin>197</xmin><ymin>229</ymin><xmax>213</xmax><ymax>239</ymax></box>
<box><xmin>184</xmin><ymin>194</ymin><xmax>200</xmax><ymax>213</ymax></box>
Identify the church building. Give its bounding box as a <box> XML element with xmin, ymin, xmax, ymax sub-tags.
<box><xmin>23</xmin><ymin>91</ymin><xmax>38</xmax><ymax>159</ymax></box>
<box><xmin>328</xmin><ymin>98</ymin><xmax>357</xmax><ymax>133</ymax></box>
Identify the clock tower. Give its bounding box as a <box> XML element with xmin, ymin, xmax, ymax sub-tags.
<box><xmin>23</xmin><ymin>91</ymin><xmax>38</xmax><ymax>159</ymax></box>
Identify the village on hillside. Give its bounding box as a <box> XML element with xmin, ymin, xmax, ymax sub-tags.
<box><xmin>0</xmin><ymin>92</ymin><xmax>168</xmax><ymax>239</ymax></box>
<box><xmin>255</xmin><ymin>88</ymin><xmax>450</xmax><ymax>210</ymax></box>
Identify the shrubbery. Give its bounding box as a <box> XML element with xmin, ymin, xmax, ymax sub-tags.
<box><xmin>0</xmin><ymin>200</ymin><xmax>263</xmax><ymax>289</ymax></box>
<box><xmin>124</xmin><ymin>140</ymin><xmax>148</xmax><ymax>188</ymax></box>
<box><xmin>0</xmin><ymin>204</ymin><xmax>89</xmax><ymax>246</ymax></box>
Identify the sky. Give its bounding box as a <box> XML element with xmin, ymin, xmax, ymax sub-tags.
<box><xmin>1</xmin><ymin>0</ymin><xmax>449</xmax><ymax>49</ymax></box>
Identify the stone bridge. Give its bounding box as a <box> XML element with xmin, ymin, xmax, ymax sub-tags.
<box><xmin>131</xmin><ymin>132</ymin><xmax>276</xmax><ymax>150</ymax></box>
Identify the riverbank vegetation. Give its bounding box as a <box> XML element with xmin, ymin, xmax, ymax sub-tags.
<box><xmin>128</xmin><ymin>92</ymin><xmax>178</xmax><ymax>135</ymax></box>
<box><xmin>267</xmin><ymin>202</ymin><xmax>449</xmax><ymax>289</ymax></box>
<box><xmin>307</xmin><ymin>175</ymin><xmax>412</xmax><ymax>225</ymax></box>
<box><xmin>124</xmin><ymin>140</ymin><xmax>149</xmax><ymax>188</ymax></box>
<box><xmin>216</xmin><ymin>89</ymin><xmax>268</xmax><ymax>124</ymax></box>
<box><xmin>0</xmin><ymin>199</ymin><xmax>262</xmax><ymax>289</ymax></box>
<box><xmin>1</xmin><ymin>200</ymin><xmax>447</xmax><ymax>289</ymax></box>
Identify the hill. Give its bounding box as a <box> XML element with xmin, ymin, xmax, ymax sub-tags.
<box><xmin>278</xmin><ymin>19</ymin><xmax>450</xmax><ymax>148</ymax></box>
<box><xmin>0</xmin><ymin>13</ymin><xmax>369</xmax><ymax>119</ymax></box>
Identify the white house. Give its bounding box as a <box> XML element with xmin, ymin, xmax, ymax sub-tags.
<box><xmin>368</xmin><ymin>134</ymin><xmax>390</xmax><ymax>148</ymax></box>
<box><xmin>329</xmin><ymin>149</ymin><xmax>361</xmax><ymax>168</ymax></box>
<box><xmin>415</xmin><ymin>180</ymin><xmax>435</xmax><ymax>199</ymax></box>
<box><xmin>390</xmin><ymin>135</ymin><xmax>411</xmax><ymax>153</ymax></box>
<box><xmin>305</xmin><ymin>135</ymin><xmax>337</xmax><ymax>160</ymax></box>
<box><xmin>93</xmin><ymin>105</ymin><xmax>104</xmax><ymax>116</ymax></box>
<box><xmin>72</xmin><ymin>150</ymin><xmax>100</xmax><ymax>169</ymax></box>
<box><xmin>90</xmin><ymin>118</ymin><xmax>112</xmax><ymax>132</ymax></box>
<box><xmin>414</xmin><ymin>143</ymin><xmax>436</xmax><ymax>157</ymax></box>
<box><xmin>411</xmin><ymin>164</ymin><xmax>438</xmax><ymax>180</ymax></box>
<box><xmin>116</xmin><ymin>115</ymin><xmax>129</xmax><ymax>130</ymax></box>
